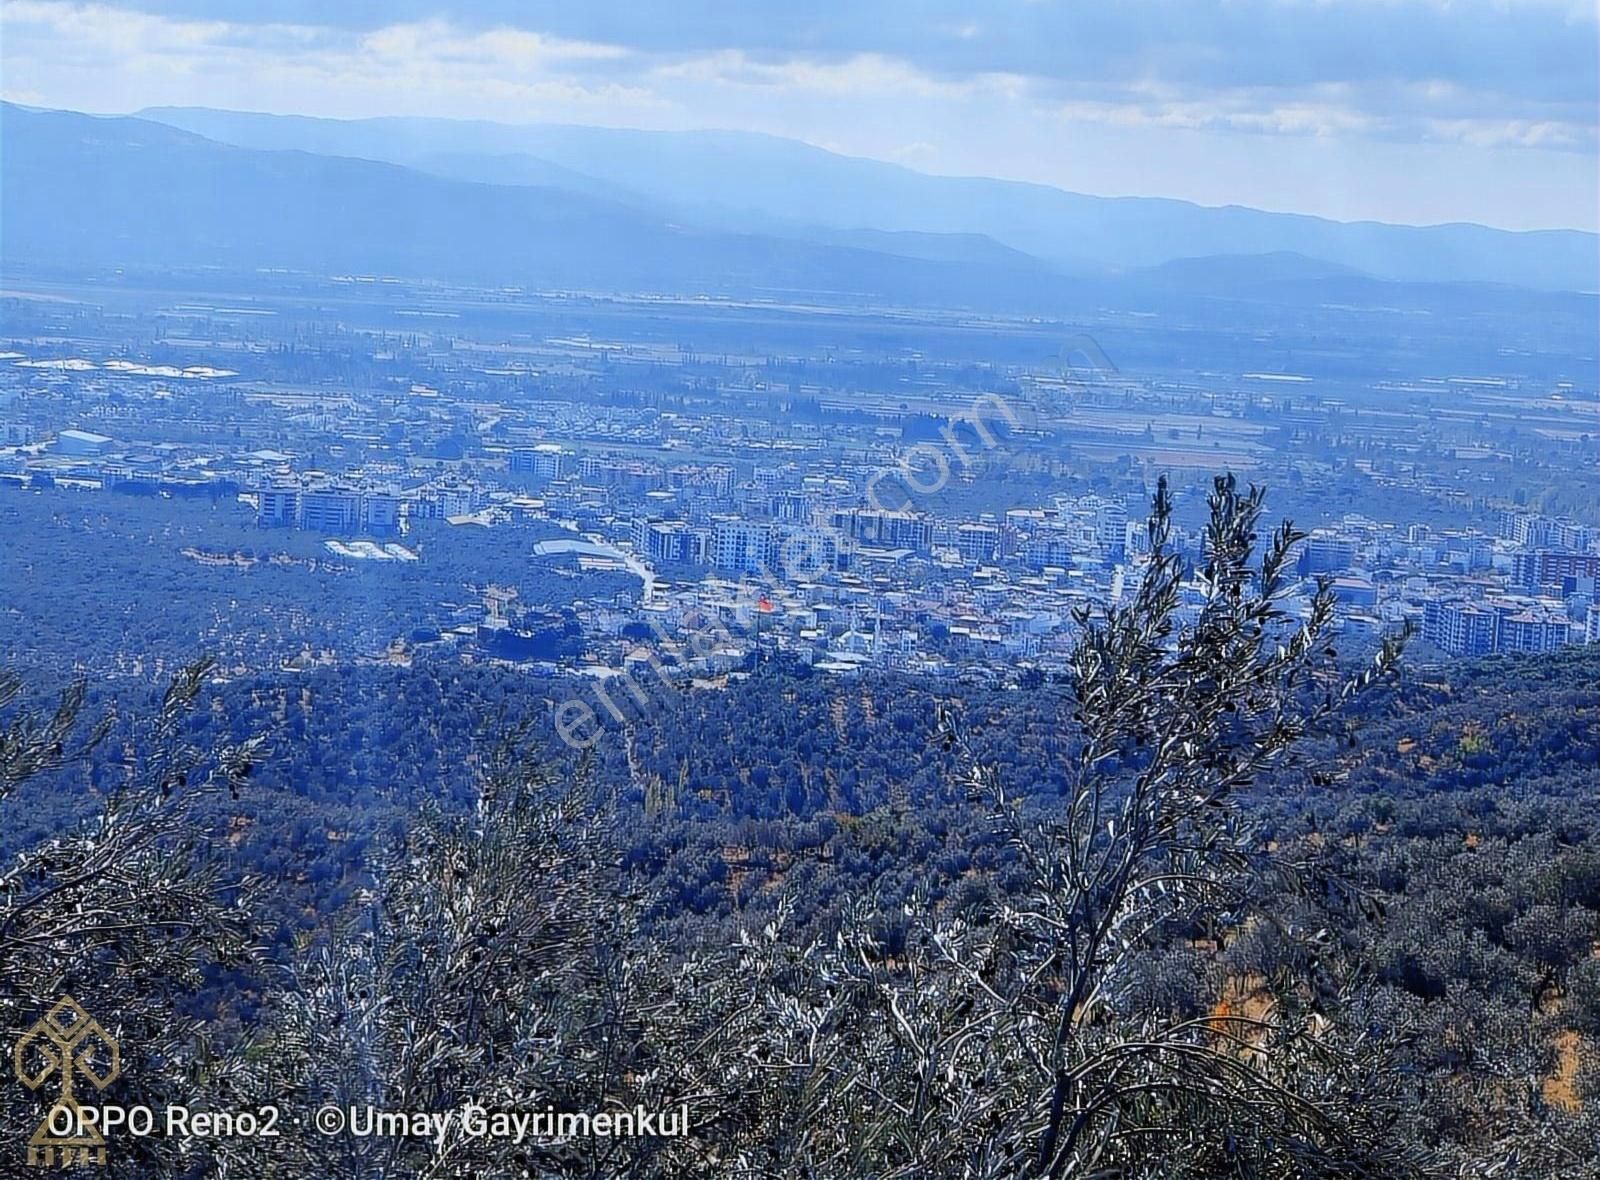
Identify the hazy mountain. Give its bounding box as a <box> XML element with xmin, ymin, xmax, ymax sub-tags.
<box><xmin>1145</xmin><ymin>251</ymin><xmax>1362</xmax><ymax>282</ymax></box>
<box><xmin>0</xmin><ymin>104</ymin><xmax>1084</xmax><ymax>309</ymax></box>
<box><xmin>396</xmin><ymin>150</ymin><xmax>641</xmax><ymax>204</ymax></box>
<box><xmin>140</xmin><ymin>106</ymin><xmax>1598</xmax><ymax>293</ymax></box>
<box><xmin>5</xmin><ymin>104</ymin><xmax>1592</xmax><ymax>331</ymax></box>
<box><xmin>767</xmin><ymin>226</ymin><xmax>1056</xmax><ymax>270</ymax></box>
<box><xmin>123</xmin><ymin>107</ymin><xmax>1049</xmax><ymax>274</ymax></box>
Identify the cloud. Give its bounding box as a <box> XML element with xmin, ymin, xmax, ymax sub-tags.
<box><xmin>648</xmin><ymin>49</ymin><xmax>1026</xmax><ymax>102</ymax></box>
<box><xmin>3</xmin><ymin>0</ymin><xmax>1593</xmax><ymax>154</ymax></box>
<box><xmin>1044</xmin><ymin>76</ymin><xmax>1597</xmax><ymax>153</ymax></box>
<box><xmin>0</xmin><ymin>2</ymin><xmax>665</xmax><ymax>121</ymax></box>
<box><xmin>71</xmin><ymin>0</ymin><xmax>1600</xmax><ymax>106</ymax></box>
<box><xmin>1</xmin><ymin>0</ymin><xmax>1594</xmax><ymax>228</ymax></box>
<box><xmin>357</xmin><ymin>20</ymin><xmax>626</xmax><ymax>69</ymax></box>
<box><xmin>1</xmin><ymin>0</ymin><xmax>312</xmax><ymax>56</ymax></box>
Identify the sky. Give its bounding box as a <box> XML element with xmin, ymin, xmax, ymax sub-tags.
<box><xmin>2</xmin><ymin>0</ymin><xmax>1597</xmax><ymax>231</ymax></box>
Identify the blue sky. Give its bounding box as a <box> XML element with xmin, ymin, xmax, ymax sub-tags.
<box><xmin>3</xmin><ymin>0</ymin><xmax>1596</xmax><ymax>230</ymax></box>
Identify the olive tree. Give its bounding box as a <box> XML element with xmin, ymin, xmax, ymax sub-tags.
<box><xmin>0</xmin><ymin>660</ymin><xmax>263</xmax><ymax>1177</ymax></box>
<box><xmin>712</xmin><ymin>475</ymin><xmax>1424</xmax><ymax>1178</ymax></box>
<box><xmin>217</xmin><ymin>732</ymin><xmax>743</xmax><ymax>1179</ymax></box>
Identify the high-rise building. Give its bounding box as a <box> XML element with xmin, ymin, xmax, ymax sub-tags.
<box><xmin>1297</xmin><ymin>531</ymin><xmax>1358</xmax><ymax>575</ymax></box>
<box><xmin>298</xmin><ymin>486</ymin><xmax>362</xmax><ymax>533</ymax></box>
<box><xmin>1123</xmin><ymin>520</ymin><xmax>1152</xmax><ymax>556</ymax></box>
<box><xmin>831</xmin><ymin>509</ymin><xmax>933</xmax><ymax>552</ymax></box>
<box><xmin>1512</xmin><ymin>550</ymin><xmax>1600</xmax><ymax>594</ymax></box>
<box><xmin>1422</xmin><ymin>598</ymin><xmax>1499</xmax><ymax>657</ymax></box>
<box><xmin>1496</xmin><ymin>607</ymin><xmax>1573</xmax><ymax>653</ymax></box>
<box><xmin>361</xmin><ymin>489</ymin><xmax>401</xmax><ymax>535</ymax></box>
<box><xmin>771</xmin><ymin>490</ymin><xmax>811</xmax><ymax>523</ymax></box>
<box><xmin>1424</xmin><ymin>594</ymin><xmax>1575</xmax><ymax>656</ymax></box>
<box><xmin>1330</xmin><ymin>577</ymin><xmax>1379</xmax><ymax>608</ymax></box>
<box><xmin>776</xmin><ymin>525</ymin><xmax>844</xmax><ymax>578</ymax></box>
<box><xmin>511</xmin><ymin>444</ymin><xmax>572</xmax><ymax>481</ymax></box>
<box><xmin>1023</xmin><ymin>530</ymin><xmax>1076</xmax><ymax>569</ymax></box>
<box><xmin>636</xmin><ymin>520</ymin><xmax>696</xmax><ymax>565</ymax></box>
<box><xmin>956</xmin><ymin>523</ymin><xmax>1001</xmax><ymax>564</ymax></box>
<box><xmin>256</xmin><ymin>484</ymin><xmax>299</xmax><ymax>528</ymax></box>
<box><xmin>670</xmin><ymin>465</ymin><xmax>736</xmax><ymax>499</ymax></box>
<box><xmin>1505</xmin><ymin>512</ymin><xmax>1596</xmax><ymax>552</ymax></box>
<box><xmin>411</xmin><ymin>482</ymin><xmax>483</xmax><ymax>520</ymax></box>
<box><xmin>1094</xmin><ymin>503</ymin><xmax>1129</xmax><ymax>558</ymax></box>
<box><xmin>712</xmin><ymin>518</ymin><xmax>780</xmax><ymax>574</ymax></box>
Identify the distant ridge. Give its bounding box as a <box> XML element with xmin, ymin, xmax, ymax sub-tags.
<box><xmin>4</xmin><ymin>103</ymin><xmax>1595</xmax><ymax>319</ymax></box>
<box><xmin>0</xmin><ymin>104</ymin><xmax>1085</xmax><ymax>309</ymax></box>
<box><xmin>138</xmin><ymin>105</ymin><xmax>1599</xmax><ymax>293</ymax></box>
<box><xmin>1135</xmin><ymin>252</ymin><xmax>1369</xmax><ymax>294</ymax></box>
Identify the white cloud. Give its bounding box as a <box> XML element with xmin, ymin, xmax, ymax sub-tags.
<box><xmin>647</xmin><ymin>49</ymin><xmax>1023</xmax><ymax>101</ymax></box>
<box><xmin>357</xmin><ymin>20</ymin><xmax>627</xmax><ymax>69</ymax></box>
<box><xmin>1</xmin><ymin>1</ymin><xmax>310</xmax><ymax>58</ymax></box>
<box><xmin>0</xmin><ymin>1</ymin><xmax>663</xmax><ymax>122</ymax></box>
<box><xmin>1</xmin><ymin>0</ymin><xmax>1593</xmax><ymax>228</ymax></box>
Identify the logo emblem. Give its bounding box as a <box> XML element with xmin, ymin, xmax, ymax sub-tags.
<box><xmin>14</xmin><ymin>997</ymin><xmax>120</xmax><ymax>1168</ymax></box>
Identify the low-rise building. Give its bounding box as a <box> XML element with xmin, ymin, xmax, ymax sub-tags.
<box><xmin>56</xmin><ymin>429</ymin><xmax>113</xmax><ymax>457</ymax></box>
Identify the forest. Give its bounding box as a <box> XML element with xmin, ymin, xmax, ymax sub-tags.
<box><xmin>0</xmin><ymin>487</ymin><xmax>632</xmax><ymax>679</ymax></box>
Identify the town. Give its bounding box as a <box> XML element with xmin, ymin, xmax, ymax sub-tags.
<box><xmin>3</xmin><ymin>273</ymin><xmax>1595</xmax><ymax>705</ymax></box>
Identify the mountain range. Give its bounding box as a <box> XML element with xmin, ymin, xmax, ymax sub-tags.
<box><xmin>2</xmin><ymin>102</ymin><xmax>1595</xmax><ymax>308</ymax></box>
